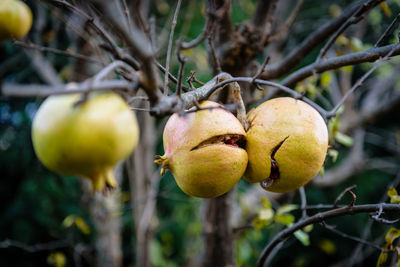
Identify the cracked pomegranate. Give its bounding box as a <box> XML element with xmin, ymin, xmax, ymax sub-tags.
<box><xmin>155</xmin><ymin>101</ymin><xmax>248</xmax><ymax>198</ymax></box>
<box><xmin>245</xmin><ymin>97</ymin><xmax>328</xmax><ymax>192</ymax></box>
<box><xmin>32</xmin><ymin>93</ymin><xmax>139</xmax><ymax>192</ymax></box>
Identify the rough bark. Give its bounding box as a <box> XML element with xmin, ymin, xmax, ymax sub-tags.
<box><xmin>89</xmin><ymin>165</ymin><xmax>123</xmax><ymax>267</ymax></box>
<box><xmin>130</xmin><ymin>104</ymin><xmax>156</xmax><ymax>267</ymax></box>
<box><xmin>200</xmin><ymin>191</ymin><xmax>235</xmax><ymax>267</ymax></box>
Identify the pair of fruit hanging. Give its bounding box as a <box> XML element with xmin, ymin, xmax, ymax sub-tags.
<box><xmin>32</xmin><ymin>91</ymin><xmax>327</xmax><ymax>197</ymax></box>
<box><xmin>156</xmin><ymin>98</ymin><xmax>328</xmax><ymax>198</ymax></box>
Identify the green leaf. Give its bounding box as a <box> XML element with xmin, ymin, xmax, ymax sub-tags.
<box><xmin>385</xmin><ymin>227</ymin><xmax>400</xmax><ymax>245</ymax></box>
<box><xmin>329</xmin><ymin>4</ymin><xmax>342</xmax><ymax>18</ymax></box>
<box><xmin>377</xmin><ymin>251</ymin><xmax>389</xmax><ymax>267</ymax></box>
<box><xmin>328</xmin><ymin>116</ymin><xmax>340</xmax><ymax>143</ymax></box>
<box><xmin>319</xmin><ymin>166</ymin><xmax>325</xmax><ymax>178</ymax></box>
<box><xmin>260</xmin><ymin>197</ymin><xmax>272</xmax><ymax>209</ymax></box>
<box><xmin>388</xmin><ymin>188</ymin><xmax>400</xmax><ymax>204</ymax></box>
<box><xmin>342</xmin><ymin>65</ymin><xmax>354</xmax><ymax>73</ymax></box>
<box><xmin>253</xmin><ymin>208</ymin><xmax>274</xmax><ymax>230</ymax></box>
<box><xmin>294</xmin><ymin>230</ymin><xmax>310</xmax><ymax>246</ymax></box>
<box><xmin>259</xmin><ymin>208</ymin><xmax>274</xmax><ymax>221</ymax></box>
<box><xmin>351</xmin><ymin>38</ymin><xmax>363</xmax><ymax>52</ymax></box>
<box><xmin>274</xmin><ymin>213</ymin><xmax>295</xmax><ymax>226</ymax></box>
<box><xmin>328</xmin><ymin>149</ymin><xmax>339</xmax><ymax>162</ymax></box>
<box><xmin>74</xmin><ymin>217</ymin><xmax>91</xmax><ymax>235</ymax></box>
<box><xmin>380</xmin><ymin>2</ymin><xmax>392</xmax><ymax>17</ymax></box>
<box><xmin>320</xmin><ymin>72</ymin><xmax>332</xmax><ymax>88</ymax></box>
<box><xmin>47</xmin><ymin>252</ymin><xmax>66</xmax><ymax>267</ymax></box>
<box><xmin>335</xmin><ymin>132</ymin><xmax>354</xmax><ymax>147</ymax></box>
<box><xmin>318</xmin><ymin>239</ymin><xmax>336</xmax><ymax>255</ymax></box>
<box><xmin>62</xmin><ymin>215</ymin><xmax>75</xmax><ymax>228</ymax></box>
<box><xmin>276</xmin><ymin>204</ymin><xmax>298</xmax><ymax>215</ymax></box>
<box><xmin>303</xmin><ymin>224</ymin><xmax>314</xmax><ymax>233</ymax></box>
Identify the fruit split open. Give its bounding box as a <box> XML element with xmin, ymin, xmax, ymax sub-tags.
<box><xmin>190</xmin><ymin>134</ymin><xmax>246</xmax><ymax>151</ymax></box>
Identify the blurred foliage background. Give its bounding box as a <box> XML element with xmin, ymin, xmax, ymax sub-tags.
<box><xmin>1</xmin><ymin>0</ymin><xmax>400</xmax><ymax>266</ymax></box>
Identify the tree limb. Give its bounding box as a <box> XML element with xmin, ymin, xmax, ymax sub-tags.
<box><xmin>256</xmin><ymin>203</ymin><xmax>400</xmax><ymax>267</ymax></box>
<box><xmin>261</xmin><ymin>0</ymin><xmax>383</xmax><ymax>80</ymax></box>
<box><xmin>282</xmin><ymin>43</ymin><xmax>400</xmax><ymax>87</ymax></box>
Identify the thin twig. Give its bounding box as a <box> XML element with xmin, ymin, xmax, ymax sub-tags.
<box><xmin>267</xmin><ymin>0</ymin><xmax>304</xmax><ymax>43</ymax></box>
<box><xmin>163</xmin><ymin>0</ymin><xmax>183</xmax><ymax>95</ymax></box>
<box><xmin>321</xmin><ymin>223</ymin><xmax>387</xmax><ymax>252</ymax></box>
<box><xmin>370</xmin><ymin>204</ymin><xmax>400</xmax><ymax>224</ymax></box>
<box><xmin>2</xmin><ymin>80</ymin><xmax>138</xmax><ymax>97</ymax></box>
<box><xmin>316</xmin><ymin>1</ymin><xmax>368</xmax><ymax>62</ymax></box>
<box><xmin>195</xmin><ymin>76</ymin><xmax>328</xmax><ymax>119</ymax></box>
<box><xmin>299</xmin><ymin>187</ymin><xmax>307</xmax><ymax>219</ymax></box>
<box><xmin>127</xmin><ymin>96</ymin><xmax>149</xmax><ymax>105</ymax></box>
<box><xmin>334</xmin><ymin>185</ymin><xmax>357</xmax><ymax>207</ymax></box>
<box><xmin>282</xmin><ymin>43</ymin><xmax>400</xmax><ymax>88</ymax></box>
<box><xmin>181</xmin><ymin>22</ymin><xmax>208</xmax><ymax>49</ymax></box>
<box><xmin>12</xmin><ymin>39</ymin><xmax>102</xmax><ymax>64</ymax></box>
<box><xmin>256</xmin><ymin>203</ymin><xmax>400</xmax><ymax>267</ymax></box>
<box><xmin>374</xmin><ymin>13</ymin><xmax>400</xmax><ymax>47</ymax></box>
<box><xmin>176</xmin><ymin>41</ymin><xmax>187</xmax><ymax>97</ymax></box>
<box><xmin>131</xmin><ymin>107</ymin><xmax>153</xmax><ymax>112</ymax></box>
<box><xmin>261</xmin><ymin>0</ymin><xmax>384</xmax><ymax>80</ymax></box>
<box><xmin>0</xmin><ymin>239</ymin><xmax>68</xmax><ymax>252</ymax></box>
<box><xmin>121</xmin><ymin>0</ymin><xmax>134</xmax><ymax>37</ymax></box>
<box><xmin>47</xmin><ymin>0</ymin><xmax>140</xmax><ymax>69</ymax></box>
<box><xmin>208</xmin><ymin>34</ymin><xmax>222</xmax><ymax>73</ymax></box>
<box><xmin>251</xmin><ymin>56</ymin><xmax>270</xmax><ymax>84</ymax></box>
<box><xmin>327</xmin><ymin>43</ymin><xmax>400</xmax><ymax>118</ymax></box>
<box><xmin>93</xmin><ymin>60</ymin><xmax>136</xmax><ymax>82</ymax></box>
<box><xmin>348</xmin><ymin>171</ymin><xmax>400</xmax><ymax>266</ymax></box>
<box><xmin>154</xmin><ymin>60</ymin><xmax>189</xmax><ymax>91</ymax></box>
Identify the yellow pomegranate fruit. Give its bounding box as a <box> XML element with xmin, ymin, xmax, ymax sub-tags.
<box><xmin>32</xmin><ymin>93</ymin><xmax>139</xmax><ymax>192</ymax></box>
<box><xmin>245</xmin><ymin>97</ymin><xmax>328</xmax><ymax>193</ymax></box>
<box><xmin>155</xmin><ymin>101</ymin><xmax>248</xmax><ymax>198</ymax></box>
<box><xmin>0</xmin><ymin>0</ymin><xmax>33</xmax><ymax>42</ymax></box>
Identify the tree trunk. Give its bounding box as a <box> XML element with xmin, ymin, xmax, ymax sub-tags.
<box><xmin>128</xmin><ymin>107</ymin><xmax>156</xmax><ymax>267</ymax></box>
<box><xmin>89</xmin><ymin>165</ymin><xmax>123</xmax><ymax>267</ymax></box>
<box><xmin>200</xmin><ymin>191</ymin><xmax>235</xmax><ymax>267</ymax></box>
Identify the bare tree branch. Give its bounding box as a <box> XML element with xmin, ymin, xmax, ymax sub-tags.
<box><xmin>0</xmin><ymin>239</ymin><xmax>68</xmax><ymax>252</ymax></box>
<box><xmin>327</xmin><ymin>43</ymin><xmax>399</xmax><ymax>118</ymax></box>
<box><xmin>317</xmin><ymin>0</ymin><xmax>372</xmax><ymax>61</ymax></box>
<box><xmin>1</xmin><ymin>80</ymin><xmax>138</xmax><ymax>97</ymax></box>
<box><xmin>282</xmin><ymin>43</ymin><xmax>400</xmax><ymax>88</ymax></box>
<box><xmin>261</xmin><ymin>0</ymin><xmax>384</xmax><ymax>80</ymax></box>
<box><xmin>163</xmin><ymin>0</ymin><xmax>183</xmax><ymax>95</ymax></box>
<box><xmin>374</xmin><ymin>12</ymin><xmax>400</xmax><ymax>47</ymax></box>
<box><xmin>251</xmin><ymin>0</ymin><xmax>278</xmax><ymax>38</ymax></box>
<box><xmin>256</xmin><ymin>203</ymin><xmax>400</xmax><ymax>267</ymax></box>
<box><xmin>12</xmin><ymin>39</ymin><xmax>102</xmax><ymax>64</ymax></box>
<box><xmin>322</xmin><ymin>223</ymin><xmax>387</xmax><ymax>251</ymax></box>
<box><xmin>267</xmin><ymin>0</ymin><xmax>304</xmax><ymax>43</ymax></box>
